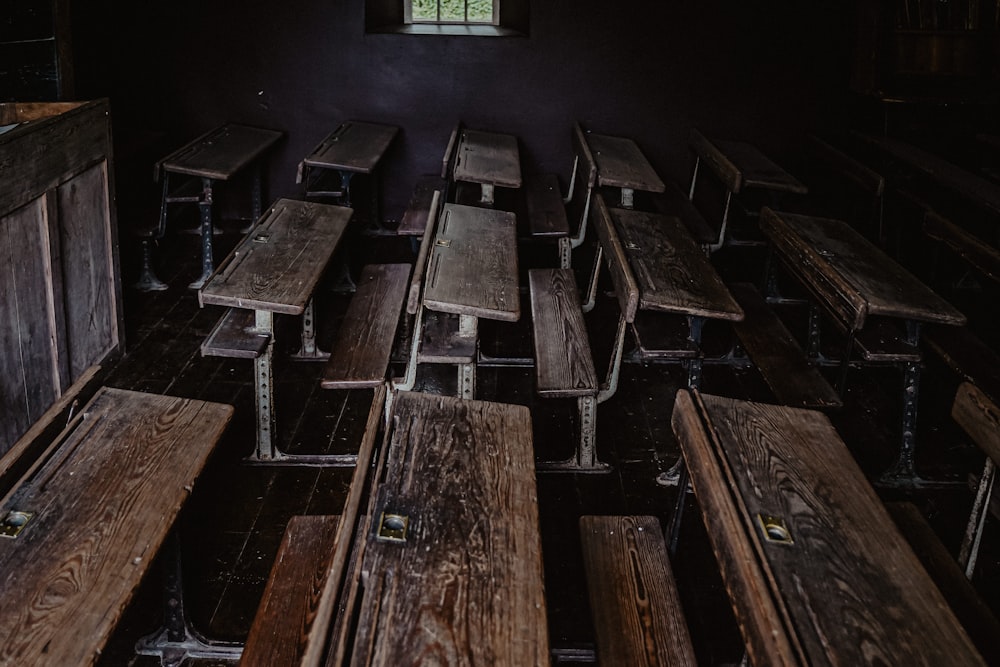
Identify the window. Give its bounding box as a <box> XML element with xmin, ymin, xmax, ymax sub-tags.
<box><xmin>406</xmin><ymin>0</ymin><xmax>499</xmax><ymax>25</ymax></box>
<box><xmin>366</xmin><ymin>0</ymin><xmax>527</xmax><ymax>36</ymax></box>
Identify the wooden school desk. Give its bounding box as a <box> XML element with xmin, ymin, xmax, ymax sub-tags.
<box><xmin>199</xmin><ymin>197</ymin><xmax>353</xmax><ymax>462</ymax></box>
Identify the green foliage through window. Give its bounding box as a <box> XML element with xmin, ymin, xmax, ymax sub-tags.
<box><xmin>408</xmin><ymin>0</ymin><xmax>497</xmax><ymax>24</ymax></box>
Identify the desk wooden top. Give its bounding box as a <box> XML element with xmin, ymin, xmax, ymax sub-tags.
<box><xmin>157</xmin><ymin>123</ymin><xmax>283</xmax><ymax>181</ymax></box>
<box><xmin>760</xmin><ymin>208</ymin><xmax>965</xmax><ymax>330</ymax></box>
<box><xmin>0</xmin><ymin>387</ymin><xmax>233</xmax><ymax>666</ymax></box>
<box><xmin>671</xmin><ymin>389</ymin><xmax>986</xmax><ymax>667</ymax></box>
<box><xmin>350</xmin><ymin>391</ymin><xmax>548</xmax><ymax>665</ymax></box>
<box><xmin>300</xmin><ymin>121</ymin><xmax>399</xmax><ymax>174</ymax></box>
<box><xmin>585</xmin><ymin>132</ymin><xmax>665</xmax><ymax>193</ymax></box>
<box><xmin>607</xmin><ymin>204</ymin><xmax>744</xmax><ymax>321</ymax></box>
<box><xmin>452</xmin><ymin>129</ymin><xmax>522</xmax><ymax>189</ymax></box>
<box><xmin>855</xmin><ymin>132</ymin><xmax>1000</xmax><ymax>217</ymax></box>
<box><xmin>423</xmin><ymin>203</ymin><xmax>520</xmax><ymax>321</ymax></box>
<box><xmin>199</xmin><ymin>198</ymin><xmax>353</xmax><ymax>315</ymax></box>
<box><xmin>711</xmin><ymin>138</ymin><xmax>808</xmax><ymax>195</ymax></box>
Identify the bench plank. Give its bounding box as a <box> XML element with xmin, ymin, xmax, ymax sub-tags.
<box><xmin>672</xmin><ymin>389</ymin><xmax>985</xmax><ymax>666</ymax></box>
<box><xmin>525</xmin><ymin>173</ymin><xmax>570</xmax><ymax>237</ymax></box>
<box><xmin>322</xmin><ymin>263</ymin><xmax>410</xmax><ymax>390</ymax></box>
<box><xmin>201</xmin><ymin>307</ymin><xmax>270</xmax><ymax>359</ymax></box>
<box><xmin>0</xmin><ymin>387</ymin><xmax>233</xmax><ymax>666</ymax></box>
<box><xmin>592</xmin><ymin>194</ymin><xmax>640</xmax><ymax>322</ymax></box>
<box><xmin>887</xmin><ymin>501</ymin><xmax>1000</xmax><ymax>665</ymax></box>
<box><xmin>953</xmin><ymin>381</ymin><xmax>1000</xmax><ymax>465</ymax></box>
<box><xmin>580</xmin><ymin>515</ymin><xmax>697</xmax><ymax>667</ymax></box>
<box><xmin>729</xmin><ymin>282</ymin><xmax>841</xmax><ymax>409</ymax></box>
<box><xmin>241</xmin><ymin>515</ymin><xmax>341</xmax><ymax>667</ymax></box>
<box><xmin>418</xmin><ymin>311</ymin><xmax>477</xmax><ymax>364</ymax></box>
<box><xmin>396</xmin><ymin>175</ymin><xmax>446</xmax><ymax>237</ymax></box>
<box><xmin>529</xmin><ymin>268</ymin><xmax>597</xmax><ymax>397</ymax></box>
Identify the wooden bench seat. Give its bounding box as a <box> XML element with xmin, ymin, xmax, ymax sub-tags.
<box><xmin>321</xmin><ymin>263</ymin><xmax>410</xmax><ymax>390</ymax></box>
<box><xmin>924</xmin><ymin>325</ymin><xmax>1000</xmax><ymax>404</ymax></box>
<box><xmin>579</xmin><ymin>515</ymin><xmax>697</xmax><ymax>666</ymax></box>
<box><xmin>240</xmin><ymin>514</ymin><xmax>341</xmax><ymax>667</ymax></box>
<box><xmin>887</xmin><ymin>502</ymin><xmax>1000</xmax><ymax>665</ymax></box>
<box><xmin>729</xmin><ymin>282</ymin><xmax>842</xmax><ymax>409</ymax></box>
<box><xmin>529</xmin><ymin>268</ymin><xmax>598</xmax><ymax>398</ymax></box>
<box><xmin>396</xmin><ymin>174</ymin><xmax>447</xmax><ymax>236</ymax></box>
<box><xmin>524</xmin><ymin>172</ymin><xmax>571</xmax><ymax>238</ymax></box>
<box><xmin>201</xmin><ymin>307</ymin><xmax>271</xmax><ymax>359</ymax></box>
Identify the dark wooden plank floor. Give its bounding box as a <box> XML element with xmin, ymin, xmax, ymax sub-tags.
<box><xmin>94</xmin><ymin>188</ymin><xmax>1000</xmax><ymax>666</ymax></box>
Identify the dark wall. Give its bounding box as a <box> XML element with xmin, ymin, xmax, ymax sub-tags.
<box><xmin>76</xmin><ymin>1</ymin><xmax>855</xmax><ymax>219</ymax></box>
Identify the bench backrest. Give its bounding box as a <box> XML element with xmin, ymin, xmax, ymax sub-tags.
<box><xmin>591</xmin><ymin>193</ymin><xmax>639</xmax><ymax>323</ymax></box>
<box><xmin>953</xmin><ymin>381</ymin><xmax>1000</xmax><ymax>468</ymax></box>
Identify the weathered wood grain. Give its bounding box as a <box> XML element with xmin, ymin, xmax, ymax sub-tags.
<box><xmin>453</xmin><ymin>129</ymin><xmax>522</xmax><ymax>189</ymax></box>
<box><xmin>349</xmin><ymin>391</ymin><xmax>548</xmax><ymax>665</ymax></box>
<box><xmin>418</xmin><ymin>311</ymin><xmax>477</xmax><ymax>363</ymax></box>
<box><xmin>580</xmin><ymin>515</ymin><xmax>697</xmax><ymax>667</ymax></box>
<box><xmin>321</xmin><ymin>263</ymin><xmax>410</xmax><ymax>389</ymax></box>
<box><xmin>0</xmin><ymin>387</ymin><xmax>233</xmax><ymax>666</ymax></box>
<box><xmin>609</xmin><ymin>205</ymin><xmax>743</xmax><ymax>321</ymax></box>
<box><xmin>672</xmin><ymin>389</ymin><xmax>986</xmax><ymax>666</ymax></box>
<box><xmin>572</xmin><ymin>122</ymin><xmax>599</xmax><ymax>189</ymax></box>
<box><xmin>1</xmin><ymin>99</ymin><xmax>122</xmax><ymax>457</ymax></box>
<box><xmin>529</xmin><ymin>268</ymin><xmax>597</xmax><ymax>397</ymax></box>
<box><xmin>423</xmin><ymin>203</ymin><xmax>520</xmax><ymax>321</ymax></box>
<box><xmin>158</xmin><ymin>123</ymin><xmax>284</xmax><ymax>181</ymax></box>
<box><xmin>300</xmin><ymin>121</ymin><xmax>398</xmax><ymax>175</ymax></box>
<box><xmin>241</xmin><ymin>515</ymin><xmax>341</xmax><ymax>667</ymax></box>
<box><xmin>585</xmin><ymin>132</ymin><xmax>665</xmax><ymax>193</ymax></box>
<box><xmin>760</xmin><ymin>207</ymin><xmax>966</xmax><ymax>329</ymax></box>
<box><xmin>199</xmin><ymin>198</ymin><xmax>353</xmax><ymax>314</ymax></box>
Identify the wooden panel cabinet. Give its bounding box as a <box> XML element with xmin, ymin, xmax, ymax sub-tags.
<box><xmin>0</xmin><ymin>99</ymin><xmax>123</xmax><ymax>454</ymax></box>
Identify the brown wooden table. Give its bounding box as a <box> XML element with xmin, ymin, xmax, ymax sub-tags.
<box><xmin>760</xmin><ymin>207</ymin><xmax>966</xmax><ymax>486</ymax></box>
<box><xmin>669</xmin><ymin>389</ymin><xmax>985</xmax><ymax>666</ymax></box>
<box><xmin>0</xmin><ymin>387</ymin><xmax>234</xmax><ymax>666</ymax></box>
<box><xmin>452</xmin><ymin>128</ymin><xmax>522</xmax><ymax>205</ymax></box>
<box><xmin>155</xmin><ymin>123</ymin><xmax>284</xmax><ymax>289</ymax></box>
<box><xmin>297</xmin><ymin>120</ymin><xmax>399</xmax><ymax>228</ymax></box>
<box><xmin>338</xmin><ymin>390</ymin><xmax>549</xmax><ymax>665</ymax></box>
<box><xmin>422</xmin><ymin>202</ymin><xmax>520</xmax><ymax>398</ymax></box>
<box><xmin>584</xmin><ymin>131</ymin><xmax>665</xmax><ymax>208</ymax></box>
<box><xmin>199</xmin><ymin>197</ymin><xmax>354</xmax><ymax>462</ymax></box>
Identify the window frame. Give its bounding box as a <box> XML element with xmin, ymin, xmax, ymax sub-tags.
<box><xmin>366</xmin><ymin>0</ymin><xmax>527</xmax><ymax>37</ymax></box>
<box><xmin>403</xmin><ymin>0</ymin><xmax>500</xmax><ymax>26</ymax></box>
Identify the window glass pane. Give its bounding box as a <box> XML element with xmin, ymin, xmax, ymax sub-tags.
<box><xmin>411</xmin><ymin>0</ymin><xmax>438</xmax><ymax>22</ymax></box>
<box><xmin>466</xmin><ymin>0</ymin><xmax>493</xmax><ymax>21</ymax></box>
<box><xmin>439</xmin><ymin>0</ymin><xmax>466</xmax><ymax>22</ymax></box>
